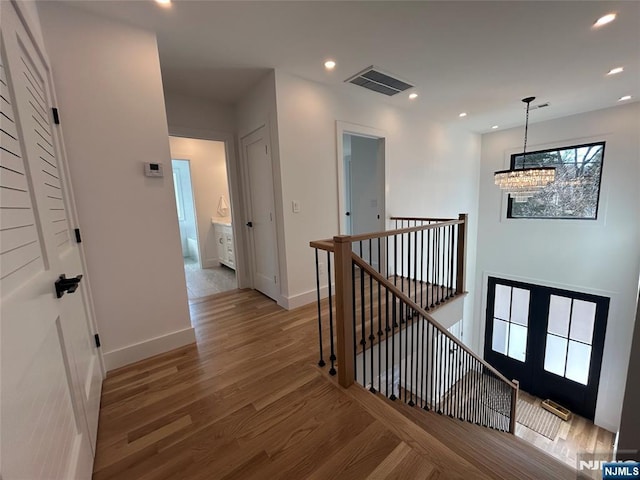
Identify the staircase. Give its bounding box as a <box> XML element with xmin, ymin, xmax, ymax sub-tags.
<box><xmin>310</xmin><ymin>215</ymin><xmax>519</xmax><ymax>434</ymax></box>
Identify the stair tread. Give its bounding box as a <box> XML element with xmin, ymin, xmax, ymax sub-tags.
<box><xmin>348</xmin><ymin>383</ymin><xmax>585</xmax><ymax>480</ymax></box>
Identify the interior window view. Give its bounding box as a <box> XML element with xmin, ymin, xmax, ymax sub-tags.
<box><xmin>1</xmin><ymin>2</ymin><xmax>639</xmax><ymax>480</ymax></box>
<box><xmin>169</xmin><ymin>137</ymin><xmax>237</xmax><ymax>299</ymax></box>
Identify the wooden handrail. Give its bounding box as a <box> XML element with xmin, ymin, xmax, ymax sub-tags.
<box><xmin>390</xmin><ymin>216</ymin><xmax>455</xmax><ymax>222</ymax></box>
<box><xmin>351</xmin><ymin>253</ymin><xmax>518</xmax><ymax>391</ymax></box>
<box><xmin>343</xmin><ymin>219</ymin><xmax>463</xmax><ymax>243</ymax></box>
<box><xmin>309</xmin><ymin>239</ymin><xmax>334</xmax><ymax>252</ymax></box>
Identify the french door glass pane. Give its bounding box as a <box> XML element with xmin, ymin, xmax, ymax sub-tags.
<box><xmin>508</xmin><ymin>323</ymin><xmax>527</xmax><ymax>362</ymax></box>
<box><xmin>494</xmin><ymin>285</ymin><xmax>511</xmax><ymax>320</ymax></box>
<box><xmin>548</xmin><ymin>295</ymin><xmax>571</xmax><ymax>337</ymax></box>
<box><xmin>570</xmin><ymin>300</ymin><xmax>596</xmax><ymax>344</ymax></box>
<box><xmin>510</xmin><ymin>288</ymin><xmax>530</xmax><ymax>326</ymax></box>
<box><xmin>492</xmin><ymin>319</ymin><xmax>509</xmax><ymax>355</ymax></box>
<box><xmin>566</xmin><ymin>341</ymin><xmax>591</xmax><ymax>385</ymax></box>
<box><xmin>544</xmin><ymin>334</ymin><xmax>567</xmax><ymax>377</ymax></box>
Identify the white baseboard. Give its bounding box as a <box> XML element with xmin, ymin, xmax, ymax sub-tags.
<box><xmin>103</xmin><ymin>327</ymin><xmax>196</xmax><ymax>371</ymax></box>
<box><xmin>281</xmin><ymin>284</ymin><xmax>334</xmax><ymax>310</ymax></box>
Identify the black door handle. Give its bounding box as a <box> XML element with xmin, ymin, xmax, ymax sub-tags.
<box><xmin>246</xmin><ymin>221</ymin><xmax>253</xmax><ymax>227</ymax></box>
<box><xmin>345</xmin><ymin>212</ymin><xmax>350</xmax><ymax>216</ymax></box>
<box><xmin>55</xmin><ymin>274</ymin><xmax>83</xmax><ymax>298</ymax></box>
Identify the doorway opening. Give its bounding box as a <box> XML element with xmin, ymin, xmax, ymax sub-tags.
<box><xmin>338</xmin><ymin>127</ymin><xmax>386</xmax><ymax>270</ymax></box>
<box><xmin>169</xmin><ymin>136</ymin><xmax>237</xmax><ymax>300</ymax></box>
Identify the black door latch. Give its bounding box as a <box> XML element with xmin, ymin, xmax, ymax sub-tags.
<box><xmin>55</xmin><ymin>274</ymin><xmax>83</xmax><ymax>298</ymax></box>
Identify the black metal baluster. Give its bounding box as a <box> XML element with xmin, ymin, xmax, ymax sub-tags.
<box><xmin>449</xmin><ymin>225</ymin><xmax>455</xmax><ymax>299</ymax></box>
<box><xmin>420</xmin><ymin>229</ymin><xmax>425</xmax><ymax>310</ymax></box>
<box><xmin>394</xmin><ymin>234</ymin><xmax>398</xmax><ymax>287</ymax></box>
<box><xmin>401</xmin><ymin>227</ymin><xmax>405</xmax><ymax>296</ymax></box>
<box><xmin>420</xmin><ymin>316</ymin><xmax>426</xmax><ymax>409</ymax></box>
<box><xmin>352</xmin><ymin>261</ymin><xmax>357</xmax><ymax>382</ymax></box>
<box><xmin>467</xmin><ymin>353</ymin><xmax>473</xmax><ymax>422</ymax></box>
<box><xmin>315</xmin><ymin>249</ymin><xmax>325</xmax><ymax>368</ymax></box>
<box><xmin>398</xmin><ymin>301</ymin><xmax>408</xmax><ymax>403</ymax></box>
<box><xmin>448</xmin><ymin>338</ymin><xmax>454</xmax><ymax>417</ymax></box>
<box><xmin>429</xmin><ymin>322</ymin><xmax>435</xmax><ymax>411</ymax></box>
<box><xmin>377</xmin><ymin>237</ymin><xmax>382</xmax><ymax>393</ymax></box>
<box><xmin>436</xmin><ymin>330</ymin><xmax>443</xmax><ymax>414</ymax></box>
<box><xmin>360</xmin><ymin>262</ymin><xmax>366</xmax><ymax>388</ymax></box>
<box><xmin>427</xmin><ymin>229</ymin><xmax>432</xmax><ymax>310</ymax></box>
<box><xmin>444</xmin><ymin>226</ymin><xmax>449</xmax><ymax>300</ymax></box>
<box><xmin>326</xmin><ymin>251</ymin><xmax>336</xmax><ymax>376</ymax></box>
<box><xmin>413</xmin><ymin>230</ymin><xmax>418</xmax><ymax>308</ymax></box>
<box><xmin>385</xmin><ymin>237</ymin><xmax>391</xmax><ymax>398</ymax></box>
<box><xmin>425</xmin><ymin>322</ymin><xmax>431</xmax><ymax>411</ymax></box>
<box><xmin>369</xmin><ymin>241</ymin><xmax>375</xmax><ymax>392</ymax></box>
<box><xmin>390</xmin><ymin>293</ymin><xmax>397</xmax><ymax>400</ymax></box>
<box><xmin>408</xmin><ymin>301</ymin><xmax>415</xmax><ymax>407</ymax></box>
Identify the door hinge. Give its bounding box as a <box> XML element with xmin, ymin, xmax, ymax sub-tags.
<box><xmin>74</xmin><ymin>228</ymin><xmax>82</xmax><ymax>243</ymax></box>
<box><xmin>265</xmin><ymin>145</ymin><xmax>268</xmax><ymax>154</ymax></box>
<box><xmin>273</xmin><ymin>275</ymin><xmax>277</xmax><ymax>283</ymax></box>
<box><xmin>52</xmin><ymin>108</ymin><xmax>60</xmax><ymax>125</ymax></box>
<box><xmin>94</xmin><ymin>334</ymin><xmax>101</xmax><ymax>348</ymax></box>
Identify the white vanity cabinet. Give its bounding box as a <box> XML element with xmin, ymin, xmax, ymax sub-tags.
<box><xmin>213</xmin><ymin>221</ymin><xmax>235</xmax><ymax>270</ymax></box>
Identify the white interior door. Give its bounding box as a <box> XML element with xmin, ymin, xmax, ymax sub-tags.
<box><xmin>242</xmin><ymin>126</ymin><xmax>279</xmax><ymax>301</ymax></box>
<box><xmin>1</xmin><ymin>3</ymin><xmax>101</xmax><ymax>478</ymax></box>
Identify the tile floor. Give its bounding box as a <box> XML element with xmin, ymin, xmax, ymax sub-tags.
<box><xmin>183</xmin><ymin>257</ymin><xmax>237</xmax><ymax>299</ymax></box>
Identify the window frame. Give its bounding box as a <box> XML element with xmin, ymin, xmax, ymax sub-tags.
<box><xmin>506</xmin><ymin>141</ymin><xmax>606</xmax><ymax>220</ymax></box>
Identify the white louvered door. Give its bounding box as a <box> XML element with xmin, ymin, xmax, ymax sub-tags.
<box><xmin>1</xmin><ymin>2</ymin><xmax>101</xmax><ymax>479</ymax></box>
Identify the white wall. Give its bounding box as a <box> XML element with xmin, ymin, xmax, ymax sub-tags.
<box><xmin>618</xmin><ymin>291</ymin><xmax>640</xmax><ymax>456</ymax></box>
<box><xmin>164</xmin><ymin>91</ymin><xmax>236</xmax><ymax>135</ymax></box>
<box><xmin>474</xmin><ymin>102</ymin><xmax>640</xmax><ymax>431</ymax></box>
<box><xmin>38</xmin><ymin>4</ymin><xmax>194</xmax><ymax>370</ymax></box>
<box><xmin>273</xmin><ymin>70</ymin><xmax>481</xmax><ymax>330</ymax></box>
<box><xmin>169</xmin><ymin>137</ymin><xmax>231</xmax><ymax>268</ymax></box>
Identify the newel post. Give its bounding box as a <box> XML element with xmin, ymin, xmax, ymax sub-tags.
<box><xmin>333</xmin><ymin>235</ymin><xmax>355</xmax><ymax>388</ymax></box>
<box><xmin>456</xmin><ymin>213</ymin><xmax>468</xmax><ymax>295</ymax></box>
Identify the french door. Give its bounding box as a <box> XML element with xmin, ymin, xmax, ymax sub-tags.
<box><xmin>484</xmin><ymin>277</ymin><xmax>608</xmax><ymax>420</ymax></box>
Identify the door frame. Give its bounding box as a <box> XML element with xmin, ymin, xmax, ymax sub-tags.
<box><xmin>238</xmin><ymin>122</ymin><xmax>281</xmax><ymax>301</ymax></box>
<box><xmin>336</xmin><ymin>121</ymin><xmax>388</xmax><ymax>235</ymax></box>
<box><xmin>168</xmin><ymin>127</ymin><xmax>247</xmax><ymax>288</ymax></box>
<box><xmin>477</xmin><ymin>271</ymin><xmax>615</xmax><ymax>421</ymax></box>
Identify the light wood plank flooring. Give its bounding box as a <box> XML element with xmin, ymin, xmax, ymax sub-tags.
<box><xmin>94</xmin><ymin>289</ymin><xmax>581</xmax><ymax>479</ymax></box>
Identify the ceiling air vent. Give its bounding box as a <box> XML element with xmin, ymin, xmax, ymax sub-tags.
<box><xmin>346</xmin><ymin>66</ymin><xmax>414</xmax><ymax>96</ymax></box>
<box><xmin>530</xmin><ymin>102</ymin><xmax>550</xmax><ymax>110</ymax></box>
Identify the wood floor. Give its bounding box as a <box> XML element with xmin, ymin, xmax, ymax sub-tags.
<box><xmin>515</xmin><ymin>391</ymin><xmax>615</xmax><ymax>475</ymax></box>
<box><xmin>93</xmin><ymin>289</ymin><xmax>581</xmax><ymax>479</ymax></box>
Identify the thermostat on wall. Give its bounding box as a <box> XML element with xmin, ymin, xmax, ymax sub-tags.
<box><xmin>144</xmin><ymin>162</ymin><xmax>164</xmax><ymax>177</ymax></box>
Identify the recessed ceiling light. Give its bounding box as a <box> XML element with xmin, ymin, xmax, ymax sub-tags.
<box><xmin>408</xmin><ymin>93</ymin><xmax>418</xmax><ymax>100</ymax></box>
<box><xmin>594</xmin><ymin>13</ymin><xmax>616</xmax><ymax>28</ymax></box>
<box><xmin>324</xmin><ymin>60</ymin><xmax>336</xmax><ymax>70</ymax></box>
<box><xmin>618</xmin><ymin>95</ymin><xmax>632</xmax><ymax>101</ymax></box>
<box><xmin>155</xmin><ymin>0</ymin><xmax>171</xmax><ymax>6</ymax></box>
<box><xmin>491</xmin><ymin>125</ymin><xmax>499</xmax><ymax>129</ymax></box>
<box><xmin>607</xmin><ymin>67</ymin><xmax>624</xmax><ymax>76</ymax></box>
<box><xmin>459</xmin><ymin>112</ymin><xmax>467</xmax><ymax>118</ymax></box>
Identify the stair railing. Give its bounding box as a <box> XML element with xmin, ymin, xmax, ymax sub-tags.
<box><xmin>310</xmin><ymin>214</ymin><xmax>519</xmax><ymax>434</ymax></box>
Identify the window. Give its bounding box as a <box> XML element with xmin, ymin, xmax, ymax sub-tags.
<box><xmin>544</xmin><ymin>295</ymin><xmax>596</xmax><ymax>385</ymax></box>
<box><xmin>491</xmin><ymin>284</ymin><xmax>530</xmax><ymax>362</ymax></box>
<box><xmin>507</xmin><ymin>141</ymin><xmax>605</xmax><ymax>220</ymax></box>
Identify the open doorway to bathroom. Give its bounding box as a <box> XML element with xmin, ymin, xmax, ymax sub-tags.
<box><xmin>170</xmin><ymin>136</ymin><xmax>237</xmax><ymax>299</ymax></box>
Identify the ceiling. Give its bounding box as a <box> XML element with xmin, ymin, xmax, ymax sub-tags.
<box><xmin>63</xmin><ymin>0</ymin><xmax>640</xmax><ymax>133</ymax></box>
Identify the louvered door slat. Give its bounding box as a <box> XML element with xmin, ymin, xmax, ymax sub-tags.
<box><xmin>14</xmin><ymin>41</ymin><xmax>70</xmax><ymax>255</ymax></box>
<box><xmin>0</xmin><ymin>35</ymin><xmax>44</xmax><ymax>294</ymax></box>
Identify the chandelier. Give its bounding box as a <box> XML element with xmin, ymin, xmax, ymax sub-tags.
<box><xmin>494</xmin><ymin>97</ymin><xmax>555</xmax><ymax>202</ymax></box>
